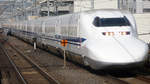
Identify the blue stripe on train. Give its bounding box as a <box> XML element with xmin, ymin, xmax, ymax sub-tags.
<box><xmin>55</xmin><ymin>35</ymin><xmax>86</xmax><ymax>43</ymax></box>
<box><xmin>13</xmin><ymin>30</ymin><xmax>87</xmax><ymax>46</ymax></box>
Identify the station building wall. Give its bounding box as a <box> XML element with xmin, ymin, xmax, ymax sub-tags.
<box><xmin>94</xmin><ymin>0</ymin><xmax>118</xmax><ymax>9</ymax></box>
<box><xmin>74</xmin><ymin>0</ymin><xmax>118</xmax><ymax>12</ymax></box>
<box><xmin>134</xmin><ymin>14</ymin><xmax>150</xmax><ymax>43</ymax></box>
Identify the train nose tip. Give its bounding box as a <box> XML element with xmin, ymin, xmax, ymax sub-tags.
<box><xmin>141</xmin><ymin>43</ymin><xmax>149</xmax><ymax>59</ymax></box>
<box><xmin>132</xmin><ymin>40</ymin><xmax>149</xmax><ymax>62</ymax></box>
<box><xmin>85</xmin><ymin>37</ymin><xmax>149</xmax><ymax>69</ymax></box>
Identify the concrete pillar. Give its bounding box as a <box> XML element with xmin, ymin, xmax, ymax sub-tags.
<box><xmin>118</xmin><ymin>0</ymin><xmax>121</xmax><ymax>9</ymax></box>
<box><xmin>136</xmin><ymin>0</ymin><xmax>143</xmax><ymax>13</ymax></box>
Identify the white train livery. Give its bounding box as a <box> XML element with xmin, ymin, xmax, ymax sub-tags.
<box><xmin>2</xmin><ymin>9</ymin><xmax>149</xmax><ymax>70</ymax></box>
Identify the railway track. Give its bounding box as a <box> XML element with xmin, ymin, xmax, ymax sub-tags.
<box><xmin>117</xmin><ymin>68</ymin><xmax>150</xmax><ymax>84</ymax></box>
<box><xmin>119</xmin><ymin>75</ymin><xmax>150</xmax><ymax>84</ymax></box>
<box><xmin>7</xmin><ymin>42</ymin><xmax>60</xmax><ymax>84</ymax></box>
<box><xmin>0</xmin><ymin>44</ymin><xmax>27</xmax><ymax>84</ymax></box>
<box><xmin>134</xmin><ymin>68</ymin><xmax>150</xmax><ymax>84</ymax></box>
<box><xmin>136</xmin><ymin>75</ymin><xmax>150</xmax><ymax>83</ymax></box>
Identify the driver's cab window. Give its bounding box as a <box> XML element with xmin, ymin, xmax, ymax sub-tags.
<box><xmin>93</xmin><ymin>17</ymin><xmax>101</xmax><ymax>27</ymax></box>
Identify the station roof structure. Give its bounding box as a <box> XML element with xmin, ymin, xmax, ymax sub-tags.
<box><xmin>0</xmin><ymin>1</ymin><xmax>14</xmax><ymax>22</ymax></box>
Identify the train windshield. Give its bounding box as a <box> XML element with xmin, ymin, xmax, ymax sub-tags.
<box><xmin>93</xmin><ymin>16</ymin><xmax>131</xmax><ymax>27</ymax></box>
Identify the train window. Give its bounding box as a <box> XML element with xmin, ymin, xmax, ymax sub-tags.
<box><xmin>93</xmin><ymin>16</ymin><xmax>131</xmax><ymax>27</ymax></box>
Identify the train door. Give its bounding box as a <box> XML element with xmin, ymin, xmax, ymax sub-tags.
<box><xmin>25</xmin><ymin>21</ymin><xmax>28</xmax><ymax>39</ymax></box>
<box><xmin>42</xmin><ymin>22</ymin><xmax>45</xmax><ymax>34</ymax></box>
<box><xmin>41</xmin><ymin>21</ymin><xmax>45</xmax><ymax>44</ymax></box>
<box><xmin>55</xmin><ymin>16</ymin><xmax>61</xmax><ymax>36</ymax></box>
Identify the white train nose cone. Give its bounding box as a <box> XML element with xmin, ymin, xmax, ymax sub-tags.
<box><xmin>86</xmin><ymin>36</ymin><xmax>149</xmax><ymax>69</ymax></box>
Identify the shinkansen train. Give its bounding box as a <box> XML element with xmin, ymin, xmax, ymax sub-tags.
<box><xmin>2</xmin><ymin>9</ymin><xmax>149</xmax><ymax>70</ymax></box>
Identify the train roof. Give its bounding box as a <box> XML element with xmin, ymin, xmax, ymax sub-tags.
<box><xmin>39</xmin><ymin>9</ymin><xmax>130</xmax><ymax>19</ymax></box>
<box><xmin>13</xmin><ymin>9</ymin><xmax>131</xmax><ymax>22</ymax></box>
<box><xmin>81</xmin><ymin>9</ymin><xmax>130</xmax><ymax>18</ymax></box>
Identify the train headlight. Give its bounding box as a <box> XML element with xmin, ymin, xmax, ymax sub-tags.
<box><xmin>102</xmin><ymin>32</ymin><xmax>114</xmax><ymax>36</ymax></box>
<box><xmin>119</xmin><ymin>31</ymin><xmax>130</xmax><ymax>35</ymax></box>
<box><xmin>102</xmin><ymin>31</ymin><xmax>130</xmax><ymax>36</ymax></box>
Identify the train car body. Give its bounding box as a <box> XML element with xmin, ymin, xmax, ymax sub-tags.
<box><xmin>0</xmin><ymin>27</ymin><xmax>8</xmax><ymax>43</ymax></box>
<box><xmin>3</xmin><ymin>9</ymin><xmax>149</xmax><ymax>70</ymax></box>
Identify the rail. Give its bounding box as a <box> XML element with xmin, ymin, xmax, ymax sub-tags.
<box><xmin>7</xmin><ymin>42</ymin><xmax>60</xmax><ymax>84</ymax></box>
<box><xmin>0</xmin><ymin>44</ymin><xmax>27</xmax><ymax>84</ymax></box>
<box><xmin>136</xmin><ymin>76</ymin><xmax>150</xmax><ymax>83</ymax></box>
